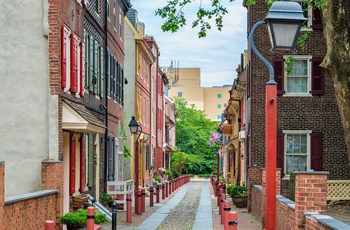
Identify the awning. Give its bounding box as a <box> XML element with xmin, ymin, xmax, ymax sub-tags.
<box><xmin>62</xmin><ymin>99</ymin><xmax>106</xmax><ymax>134</ymax></box>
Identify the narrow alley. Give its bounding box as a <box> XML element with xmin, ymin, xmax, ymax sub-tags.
<box><xmin>99</xmin><ymin>180</ymin><xmax>262</xmax><ymax>230</ymax></box>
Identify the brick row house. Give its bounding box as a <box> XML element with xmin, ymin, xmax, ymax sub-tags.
<box><xmin>226</xmin><ymin>0</ymin><xmax>350</xmax><ymax>206</ymax></box>
<box><xmin>1</xmin><ymin>1</ymin><xmax>177</xmax><ymax>229</ymax></box>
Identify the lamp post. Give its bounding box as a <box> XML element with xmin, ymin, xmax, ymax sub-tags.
<box><xmin>128</xmin><ymin>116</ymin><xmax>142</xmax><ymax>214</ymax></box>
<box><xmin>248</xmin><ymin>2</ymin><xmax>306</xmax><ymax>229</ymax></box>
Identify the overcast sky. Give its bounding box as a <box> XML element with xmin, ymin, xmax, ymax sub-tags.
<box><xmin>130</xmin><ymin>0</ymin><xmax>247</xmax><ymax>87</ymax></box>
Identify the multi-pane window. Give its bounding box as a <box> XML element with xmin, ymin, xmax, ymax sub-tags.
<box><xmin>284</xmin><ymin>131</ymin><xmax>310</xmax><ymax>176</ymax></box>
<box><xmin>291</xmin><ymin>0</ymin><xmax>312</xmax><ymax>29</ymax></box>
<box><xmin>177</xmin><ymin>92</ymin><xmax>183</xmax><ymax>97</ymax></box>
<box><xmin>217</xmin><ymin>104</ymin><xmax>221</xmax><ymax>109</ymax></box>
<box><xmin>119</xmin><ymin>8</ymin><xmax>123</xmax><ymax>38</ymax></box>
<box><xmin>95</xmin><ymin>0</ymin><xmax>101</xmax><ymax>14</ymax></box>
<box><xmin>217</xmin><ymin>93</ymin><xmax>222</xmax><ymax>98</ymax></box>
<box><xmin>106</xmin><ymin>0</ymin><xmax>110</xmax><ymax>20</ymax></box>
<box><xmin>284</xmin><ymin>56</ymin><xmax>311</xmax><ymax>96</ymax></box>
<box><xmin>113</xmin><ymin>0</ymin><xmax>117</xmax><ymax>30</ymax></box>
<box><xmin>217</xmin><ymin>114</ymin><xmax>221</xmax><ymax>119</ymax></box>
<box><xmin>62</xmin><ymin>25</ymin><xmax>83</xmax><ymax>97</ymax></box>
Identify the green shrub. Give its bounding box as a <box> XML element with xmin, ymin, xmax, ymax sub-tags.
<box><xmin>226</xmin><ymin>185</ymin><xmax>247</xmax><ymax>197</ymax></box>
<box><xmin>153</xmin><ymin>176</ymin><xmax>161</xmax><ymax>183</ymax></box>
<box><xmin>60</xmin><ymin>209</ymin><xmax>107</xmax><ymax>227</ymax></box>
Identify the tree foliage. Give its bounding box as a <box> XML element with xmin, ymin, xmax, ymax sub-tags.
<box><xmin>172</xmin><ymin>97</ymin><xmax>219</xmax><ymax>175</ymax></box>
<box><xmin>175</xmin><ymin>97</ymin><xmax>218</xmax><ymax>156</ymax></box>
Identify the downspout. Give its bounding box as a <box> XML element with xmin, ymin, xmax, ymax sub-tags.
<box><xmin>104</xmin><ymin>0</ymin><xmax>109</xmax><ymax>193</ymax></box>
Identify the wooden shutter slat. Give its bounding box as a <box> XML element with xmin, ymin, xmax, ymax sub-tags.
<box><xmin>311</xmin><ymin>132</ymin><xmax>323</xmax><ymax>171</ymax></box>
<box><xmin>80</xmin><ymin>40</ymin><xmax>85</xmax><ymax>96</ymax></box>
<box><xmin>100</xmin><ymin>47</ymin><xmax>104</xmax><ymax>98</ymax></box>
<box><xmin>89</xmin><ymin>35</ymin><xmax>94</xmax><ymax>91</ymax></box>
<box><xmin>107</xmin><ymin>48</ymin><xmax>110</xmax><ymax>97</ymax></box>
<box><xmin>87</xmin><ymin>134</ymin><xmax>93</xmax><ymax>187</ymax></box>
<box><xmin>70</xmin><ymin>34</ymin><xmax>78</xmax><ymax>92</ymax></box>
<box><xmin>273</xmin><ymin>58</ymin><xmax>284</xmax><ymax>95</ymax></box>
<box><xmin>312</xmin><ymin>57</ymin><xmax>323</xmax><ymax>95</ymax></box>
<box><xmin>94</xmin><ymin>41</ymin><xmax>98</xmax><ymax>94</ymax></box>
<box><xmin>276</xmin><ymin>132</ymin><xmax>284</xmax><ymax>178</ymax></box>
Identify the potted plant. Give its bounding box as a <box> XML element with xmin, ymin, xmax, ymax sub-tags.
<box><xmin>60</xmin><ymin>209</ymin><xmax>107</xmax><ymax>230</ymax></box>
<box><xmin>226</xmin><ymin>184</ymin><xmax>248</xmax><ymax>208</ymax></box>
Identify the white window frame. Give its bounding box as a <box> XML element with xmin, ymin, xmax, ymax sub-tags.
<box><xmin>291</xmin><ymin>0</ymin><xmax>312</xmax><ymax>31</ymax></box>
<box><xmin>115</xmin><ymin>137</ymin><xmax>124</xmax><ymax>181</ymax></box>
<box><xmin>106</xmin><ymin>0</ymin><xmax>110</xmax><ymax>21</ymax></box>
<box><xmin>113</xmin><ymin>0</ymin><xmax>117</xmax><ymax>31</ymax></box>
<box><xmin>63</xmin><ymin>28</ymin><xmax>71</xmax><ymax>93</ymax></box>
<box><xmin>119</xmin><ymin>8</ymin><xmax>123</xmax><ymax>39</ymax></box>
<box><xmin>283</xmin><ymin>55</ymin><xmax>312</xmax><ymax>97</ymax></box>
<box><xmin>283</xmin><ymin>130</ymin><xmax>312</xmax><ymax>178</ymax></box>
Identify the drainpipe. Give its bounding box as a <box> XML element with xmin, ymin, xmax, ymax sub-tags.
<box><xmin>104</xmin><ymin>0</ymin><xmax>109</xmax><ymax>193</ymax></box>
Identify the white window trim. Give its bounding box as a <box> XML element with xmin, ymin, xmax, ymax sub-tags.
<box><xmin>283</xmin><ymin>55</ymin><xmax>312</xmax><ymax>97</ymax></box>
<box><xmin>282</xmin><ymin>130</ymin><xmax>312</xmax><ymax>178</ymax></box>
<box><xmin>291</xmin><ymin>0</ymin><xmax>313</xmax><ymax>31</ymax></box>
<box><xmin>63</xmin><ymin>28</ymin><xmax>71</xmax><ymax>93</ymax></box>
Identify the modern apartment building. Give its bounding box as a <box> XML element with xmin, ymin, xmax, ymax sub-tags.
<box><xmin>165</xmin><ymin>67</ymin><xmax>231</xmax><ymax>123</ymax></box>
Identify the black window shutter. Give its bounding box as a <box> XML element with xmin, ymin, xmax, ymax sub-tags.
<box><xmin>311</xmin><ymin>58</ymin><xmax>323</xmax><ymax>95</ymax></box>
<box><xmin>273</xmin><ymin>58</ymin><xmax>284</xmax><ymax>95</ymax></box>
<box><xmin>312</xmin><ymin>8</ymin><xmax>322</xmax><ymax>30</ymax></box>
<box><xmin>311</xmin><ymin>132</ymin><xmax>323</xmax><ymax>171</ymax></box>
<box><xmin>107</xmin><ymin>136</ymin><xmax>115</xmax><ymax>181</ymax></box>
<box><xmin>276</xmin><ymin>132</ymin><xmax>284</xmax><ymax>178</ymax></box>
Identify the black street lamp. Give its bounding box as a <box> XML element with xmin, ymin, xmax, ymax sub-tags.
<box><xmin>248</xmin><ymin>1</ymin><xmax>306</xmax><ymax>229</ymax></box>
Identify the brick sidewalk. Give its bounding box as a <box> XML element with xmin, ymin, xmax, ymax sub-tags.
<box><xmin>209</xmin><ymin>183</ymin><xmax>262</xmax><ymax>230</ymax></box>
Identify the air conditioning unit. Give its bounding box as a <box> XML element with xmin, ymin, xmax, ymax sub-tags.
<box><xmin>239</xmin><ymin>131</ymin><xmax>245</xmax><ymax>139</ymax></box>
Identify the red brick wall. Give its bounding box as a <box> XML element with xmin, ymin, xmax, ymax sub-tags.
<box><xmin>305</xmin><ymin>216</ymin><xmax>333</xmax><ymax>230</ymax></box>
<box><xmin>42</xmin><ymin>161</ymin><xmax>64</xmax><ymax>229</ymax></box>
<box><xmin>4</xmin><ymin>195</ymin><xmax>57</xmax><ymax>230</ymax></box>
<box><xmin>0</xmin><ymin>162</ymin><xmax>62</xmax><ymax>230</ymax></box>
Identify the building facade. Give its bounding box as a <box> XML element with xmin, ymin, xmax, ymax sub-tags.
<box><xmin>242</xmin><ymin>0</ymin><xmax>350</xmax><ymax>199</ymax></box>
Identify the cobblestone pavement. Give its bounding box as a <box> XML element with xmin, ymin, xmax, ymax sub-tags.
<box><xmin>99</xmin><ymin>180</ymin><xmax>262</xmax><ymax>230</ymax></box>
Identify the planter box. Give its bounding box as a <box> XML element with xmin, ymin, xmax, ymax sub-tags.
<box><xmin>72</xmin><ymin>195</ymin><xmax>89</xmax><ymax>209</ymax></box>
<box><xmin>233</xmin><ymin>195</ymin><xmax>247</xmax><ymax>208</ymax></box>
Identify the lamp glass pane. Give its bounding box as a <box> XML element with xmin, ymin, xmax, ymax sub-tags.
<box><xmin>270</xmin><ymin>23</ymin><xmax>299</xmax><ymax>48</ymax></box>
<box><xmin>129</xmin><ymin>125</ymin><xmax>138</xmax><ymax>134</ymax></box>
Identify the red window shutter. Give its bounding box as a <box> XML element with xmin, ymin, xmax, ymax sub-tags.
<box><xmin>70</xmin><ymin>34</ymin><xmax>78</xmax><ymax>93</ymax></box>
<box><xmin>80</xmin><ymin>41</ymin><xmax>85</xmax><ymax>96</ymax></box>
<box><xmin>273</xmin><ymin>58</ymin><xmax>284</xmax><ymax>95</ymax></box>
<box><xmin>311</xmin><ymin>132</ymin><xmax>323</xmax><ymax>171</ymax></box>
<box><xmin>312</xmin><ymin>58</ymin><xmax>323</xmax><ymax>95</ymax></box>
<box><xmin>61</xmin><ymin>26</ymin><xmax>68</xmax><ymax>88</ymax></box>
<box><xmin>79</xmin><ymin>136</ymin><xmax>85</xmax><ymax>192</ymax></box>
<box><xmin>312</xmin><ymin>8</ymin><xmax>322</xmax><ymax>30</ymax></box>
<box><xmin>70</xmin><ymin>134</ymin><xmax>76</xmax><ymax>195</ymax></box>
<box><xmin>276</xmin><ymin>132</ymin><xmax>284</xmax><ymax>178</ymax></box>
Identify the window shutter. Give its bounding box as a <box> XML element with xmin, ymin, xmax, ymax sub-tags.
<box><xmin>114</xmin><ymin>61</ymin><xmax>118</xmax><ymax>99</ymax></box>
<box><xmin>87</xmin><ymin>134</ymin><xmax>93</xmax><ymax>187</ymax></box>
<box><xmin>69</xmin><ymin>134</ymin><xmax>76</xmax><ymax>195</ymax></box>
<box><xmin>100</xmin><ymin>47</ymin><xmax>104</xmax><ymax>98</ymax></box>
<box><xmin>107</xmin><ymin>136</ymin><xmax>115</xmax><ymax>181</ymax></box>
<box><xmin>61</xmin><ymin>26</ymin><xmax>68</xmax><ymax>88</ymax></box>
<box><xmin>312</xmin><ymin>8</ymin><xmax>322</xmax><ymax>30</ymax></box>
<box><xmin>146</xmin><ymin>145</ymin><xmax>150</xmax><ymax>170</ymax></box>
<box><xmin>311</xmin><ymin>132</ymin><xmax>323</xmax><ymax>171</ymax></box>
<box><xmin>312</xmin><ymin>58</ymin><xmax>323</xmax><ymax>95</ymax></box>
<box><xmin>273</xmin><ymin>58</ymin><xmax>284</xmax><ymax>95</ymax></box>
<box><xmin>116</xmin><ymin>62</ymin><xmax>120</xmax><ymax>102</ymax></box>
<box><xmin>79</xmin><ymin>135</ymin><xmax>85</xmax><ymax>192</ymax></box>
<box><xmin>80</xmin><ymin>41</ymin><xmax>85</xmax><ymax>96</ymax></box>
<box><xmin>246</xmin><ymin>62</ymin><xmax>250</xmax><ymax>98</ymax></box>
<box><xmin>121</xmin><ymin>69</ymin><xmax>124</xmax><ymax>106</ymax></box>
<box><xmin>94</xmin><ymin>41</ymin><xmax>98</xmax><ymax>94</ymax></box>
<box><xmin>70</xmin><ymin>34</ymin><xmax>78</xmax><ymax>93</ymax></box>
<box><xmin>89</xmin><ymin>35</ymin><xmax>94</xmax><ymax>91</ymax></box>
<box><xmin>276</xmin><ymin>132</ymin><xmax>284</xmax><ymax>178</ymax></box>
<box><xmin>107</xmin><ymin>48</ymin><xmax>110</xmax><ymax>97</ymax></box>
